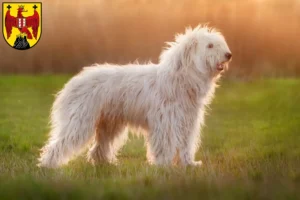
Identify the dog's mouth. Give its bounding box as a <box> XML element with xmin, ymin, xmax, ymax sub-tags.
<box><xmin>216</xmin><ymin>62</ymin><xmax>228</xmax><ymax>71</ymax></box>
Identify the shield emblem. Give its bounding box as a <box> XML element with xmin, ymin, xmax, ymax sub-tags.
<box><xmin>2</xmin><ymin>2</ymin><xmax>42</xmax><ymax>50</ymax></box>
<box><xmin>17</xmin><ymin>18</ymin><xmax>26</xmax><ymax>28</ymax></box>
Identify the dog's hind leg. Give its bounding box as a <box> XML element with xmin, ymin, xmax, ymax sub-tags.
<box><xmin>87</xmin><ymin>118</ymin><xmax>127</xmax><ymax>165</ymax></box>
<box><xmin>38</xmin><ymin>121</ymin><xmax>95</xmax><ymax>168</ymax></box>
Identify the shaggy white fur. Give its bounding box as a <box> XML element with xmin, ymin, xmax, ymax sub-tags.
<box><xmin>38</xmin><ymin>25</ymin><xmax>232</xmax><ymax>168</ymax></box>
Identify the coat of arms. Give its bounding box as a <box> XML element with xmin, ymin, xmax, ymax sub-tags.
<box><xmin>3</xmin><ymin>2</ymin><xmax>42</xmax><ymax>50</ymax></box>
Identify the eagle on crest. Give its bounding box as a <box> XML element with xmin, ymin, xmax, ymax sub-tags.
<box><xmin>5</xmin><ymin>4</ymin><xmax>40</xmax><ymax>40</ymax></box>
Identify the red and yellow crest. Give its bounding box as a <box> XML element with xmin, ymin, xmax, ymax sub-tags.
<box><xmin>2</xmin><ymin>2</ymin><xmax>42</xmax><ymax>50</ymax></box>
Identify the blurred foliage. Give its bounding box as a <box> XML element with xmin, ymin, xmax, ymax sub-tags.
<box><xmin>0</xmin><ymin>0</ymin><xmax>299</xmax><ymax>77</ymax></box>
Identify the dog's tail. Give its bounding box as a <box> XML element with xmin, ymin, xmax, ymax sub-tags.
<box><xmin>38</xmin><ymin>74</ymin><xmax>101</xmax><ymax>168</ymax></box>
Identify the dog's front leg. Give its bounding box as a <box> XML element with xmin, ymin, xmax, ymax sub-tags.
<box><xmin>177</xmin><ymin>117</ymin><xmax>203</xmax><ymax>167</ymax></box>
<box><xmin>146</xmin><ymin>122</ymin><xmax>177</xmax><ymax>166</ymax></box>
<box><xmin>178</xmin><ymin>138</ymin><xmax>202</xmax><ymax>167</ymax></box>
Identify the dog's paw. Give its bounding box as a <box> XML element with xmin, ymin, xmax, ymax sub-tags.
<box><xmin>87</xmin><ymin>154</ymin><xmax>118</xmax><ymax>166</ymax></box>
<box><xmin>188</xmin><ymin>160</ymin><xmax>202</xmax><ymax>167</ymax></box>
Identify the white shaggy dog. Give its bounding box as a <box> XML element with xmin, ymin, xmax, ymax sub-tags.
<box><xmin>38</xmin><ymin>25</ymin><xmax>232</xmax><ymax>168</ymax></box>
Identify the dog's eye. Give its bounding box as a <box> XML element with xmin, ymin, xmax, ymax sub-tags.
<box><xmin>208</xmin><ymin>43</ymin><xmax>214</xmax><ymax>48</ymax></box>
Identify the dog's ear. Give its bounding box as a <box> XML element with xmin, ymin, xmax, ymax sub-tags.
<box><xmin>176</xmin><ymin>39</ymin><xmax>198</xmax><ymax>72</ymax></box>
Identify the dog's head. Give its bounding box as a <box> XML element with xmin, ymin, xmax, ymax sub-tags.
<box><xmin>199</xmin><ymin>29</ymin><xmax>232</xmax><ymax>77</ymax></box>
<box><xmin>160</xmin><ymin>25</ymin><xmax>232</xmax><ymax>78</ymax></box>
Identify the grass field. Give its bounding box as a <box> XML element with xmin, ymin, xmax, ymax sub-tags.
<box><xmin>0</xmin><ymin>75</ymin><xmax>299</xmax><ymax>200</ymax></box>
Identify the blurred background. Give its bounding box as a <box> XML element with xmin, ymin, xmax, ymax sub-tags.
<box><xmin>0</xmin><ymin>0</ymin><xmax>299</xmax><ymax>77</ymax></box>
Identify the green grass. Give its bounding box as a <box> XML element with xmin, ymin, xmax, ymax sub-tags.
<box><xmin>0</xmin><ymin>75</ymin><xmax>300</xmax><ymax>200</ymax></box>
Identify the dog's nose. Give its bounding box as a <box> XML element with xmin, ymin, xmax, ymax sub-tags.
<box><xmin>225</xmin><ymin>52</ymin><xmax>232</xmax><ymax>60</ymax></box>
